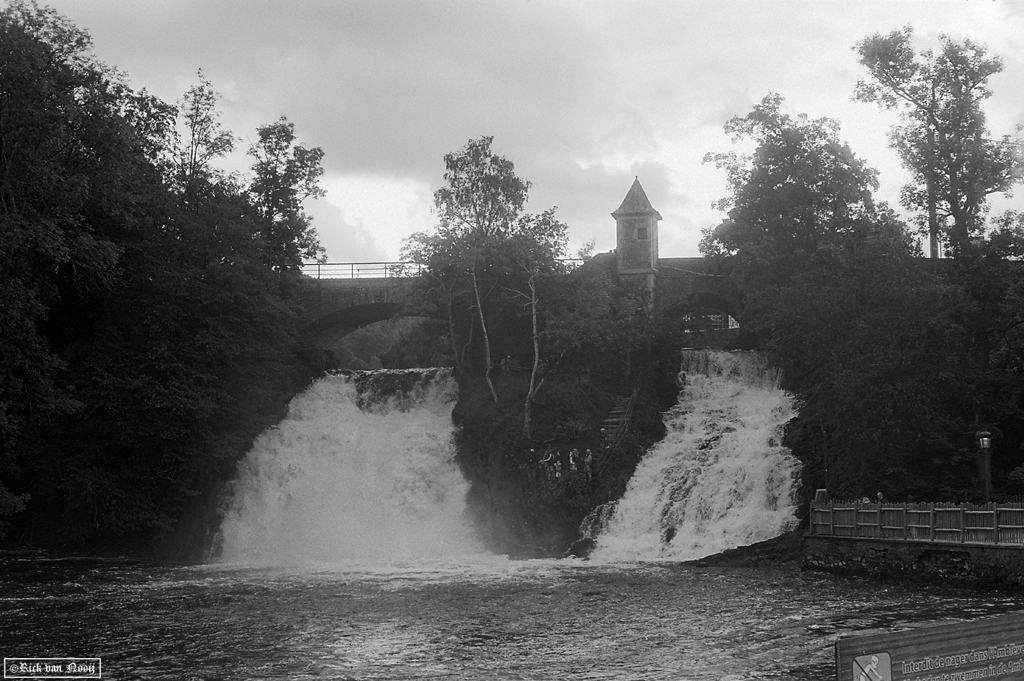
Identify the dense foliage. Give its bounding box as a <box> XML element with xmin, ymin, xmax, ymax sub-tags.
<box><xmin>4</xmin><ymin>3</ymin><xmax>1024</xmax><ymax>558</ymax></box>
<box><xmin>702</xmin><ymin>80</ymin><xmax>1024</xmax><ymax>502</ymax></box>
<box><xmin>0</xmin><ymin>2</ymin><xmax>327</xmax><ymax>551</ymax></box>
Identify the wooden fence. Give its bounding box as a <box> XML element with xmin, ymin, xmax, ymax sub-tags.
<box><xmin>809</xmin><ymin>500</ymin><xmax>1024</xmax><ymax>546</ymax></box>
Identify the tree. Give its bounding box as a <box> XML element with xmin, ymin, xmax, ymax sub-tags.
<box><xmin>697</xmin><ymin>92</ymin><xmax>1005</xmax><ymax>498</ymax></box>
<box><xmin>765</xmin><ymin>237</ymin><xmax>968</xmax><ymax>499</ymax></box>
<box><xmin>502</xmin><ymin>208</ymin><xmax>569</xmax><ymax>438</ymax></box>
<box><xmin>425</xmin><ymin>136</ymin><xmax>531</xmax><ymax>403</ymax></box>
<box><xmin>854</xmin><ymin>27</ymin><xmax>1024</xmax><ymax>255</ymax></box>
<box><xmin>539</xmin><ymin>260</ymin><xmax>651</xmax><ymax>393</ymax></box>
<box><xmin>403</xmin><ymin>137</ymin><xmax>571</xmax><ymax>419</ymax></box>
<box><xmin>401</xmin><ymin>230</ymin><xmax>474</xmax><ymax>368</ymax></box>
<box><xmin>247</xmin><ymin>116</ymin><xmax>326</xmax><ymax>271</ymax></box>
<box><xmin>701</xmin><ymin>93</ymin><xmax>884</xmax><ymax>294</ymax></box>
<box><xmin>0</xmin><ymin>1</ymin><xmax>328</xmax><ymax>549</ymax></box>
<box><xmin>0</xmin><ymin>0</ymin><xmax>131</xmax><ymax>535</ymax></box>
<box><xmin>173</xmin><ymin>70</ymin><xmax>237</xmax><ymax>207</ymax></box>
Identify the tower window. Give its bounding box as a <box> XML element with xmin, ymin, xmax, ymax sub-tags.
<box><xmin>636</xmin><ymin>226</ymin><xmax>649</xmax><ymax>241</ymax></box>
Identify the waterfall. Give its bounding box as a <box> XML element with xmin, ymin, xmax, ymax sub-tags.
<box><xmin>590</xmin><ymin>349</ymin><xmax>800</xmax><ymax>562</ymax></box>
<box><xmin>214</xmin><ymin>368</ymin><xmax>483</xmax><ymax>565</ymax></box>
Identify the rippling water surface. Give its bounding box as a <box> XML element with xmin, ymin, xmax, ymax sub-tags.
<box><xmin>3</xmin><ymin>557</ymin><xmax>1022</xmax><ymax>680</ymax></box>
<box><xmin>7</xmin><ymin>365</ymin><xmax>1020</xmax><ymax>679</ymax></box>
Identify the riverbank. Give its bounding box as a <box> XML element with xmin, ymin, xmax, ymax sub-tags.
<box><xmin>683</xmin><ymin>528</ymin><xmax>807</xmax><ymax>568</ymax></box>
<box><xmin>699</xmin><ymin>528</ymin><xmax>1024</xmax><ymax>592</ymax></box>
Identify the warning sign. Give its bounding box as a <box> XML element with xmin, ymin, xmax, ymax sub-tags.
<box><xmin>854</xmin><ymin>652</ymin><xmax>892</xmax><ymax>680</ymax></box>
<box><xmin>835</xmin><ymin>611</ymin><xmax>1024</xmax><ymax>681</ymax></box>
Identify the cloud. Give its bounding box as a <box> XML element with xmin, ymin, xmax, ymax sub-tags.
<box><xmin>304</xmin><ymin>195</ymin><xmax>387</xmax><ymax>264</ymax></box>
<box><xmin>45</xmin><ymin>0</ymin><xmax>1024</xmax><ymax>262</ymax></box>
<box><xmin>309</xmin><ymin>173</ymin><xmax>435</xmax><ymax>262</ymax></box>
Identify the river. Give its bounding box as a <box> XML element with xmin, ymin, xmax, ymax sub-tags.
<box><xmin>3</xmin><ymin>556</ymin><xmax>1022</xmax><ymax>680</ymax></box>
<box><xmin>2</xmin><ymin>359</ymin><xmax>1021</xmax><ymax>680</ymax></box>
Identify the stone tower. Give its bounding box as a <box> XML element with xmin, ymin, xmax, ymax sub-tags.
<box><xmin>612</xmin><ymin>178</ymin><xmax>660</xmax><ymax>303</ymax></box>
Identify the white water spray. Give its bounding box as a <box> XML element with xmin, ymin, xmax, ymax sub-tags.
<box><xmin>215</xmin><ymin>369</ymin><xmax>483</xmax><ymax>565</ymax></box>
<box><xmin>590</xmin><ymin>350</ymin><xmax>800</xmax><ymax>562</ymax></box>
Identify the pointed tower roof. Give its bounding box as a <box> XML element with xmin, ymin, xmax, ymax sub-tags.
<box><xmin>612</xmin><ymin>177</ymin><xmax>662</xmax><ymax>219</ymax></box>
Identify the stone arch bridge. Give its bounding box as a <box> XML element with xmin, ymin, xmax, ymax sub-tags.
<box><xmin>302</xmin><ymin>178</ymin><xmax>748</xmax><ymax>345</ymax></box>
<box><xmin>649</xmin><ymin>256</ymin><xmax>741</xmax><ymax>320</ymax></box>
<box><xmin>299</xmin><ymin>257</ymin><xmax>742</xmax><ymax>346</ymax></box>
<box><xmin>299</xmin><ymin>262</ymin><xmax>425</xmax><ymax>347</ymax></box>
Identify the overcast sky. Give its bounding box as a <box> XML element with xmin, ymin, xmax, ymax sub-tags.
<box><xmin>42</xmin><ymin>0</ymin><xmax>1024</xmax><ymax>262</ymax></box>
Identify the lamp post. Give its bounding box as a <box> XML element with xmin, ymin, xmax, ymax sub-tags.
<box><xmin>976</xmin><ymin>429</ymin><xmax>992</xmax><ymax>502</ymax></box>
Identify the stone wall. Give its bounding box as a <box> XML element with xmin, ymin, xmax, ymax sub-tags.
<box><xmin>804</xmin><ymin>536</ymin><xmax>1024</xmax><ymax>588</ymax></box>
<box><xmin>654</xmin><ymin>257</ymin><xmax>742</xmax><ymax>319</ymax></box>
<box><xmin>296</xmin><ymin>277</ymin><xmax>423</xmax><ymax>347</ymax></box>
<box><xmin>300</xmin><ymin>277</ymin><xmax>419</xmax><ymax>323</ymax></box>
<box><xmin>616</xmin><ymin>216</ymin><xmax>657</xmax><ymax>272</ymax></box>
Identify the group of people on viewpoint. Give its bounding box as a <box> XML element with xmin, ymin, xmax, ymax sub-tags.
<box><xmin>532</xmin><ymin>447</ymin><xmax>595</xmax><ymax>482</ymax></box>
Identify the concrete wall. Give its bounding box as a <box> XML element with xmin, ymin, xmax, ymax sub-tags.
<box><xmin>805</xmin><ymin>536</ymin><xmax>1024</xmax><ymax>588</ymax></box>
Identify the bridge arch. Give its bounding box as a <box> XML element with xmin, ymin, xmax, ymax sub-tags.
<box><xmin>302</xmin><ymin>302</ymin><xmax>404</xmax><ymax>347</ymax></box>
<box><xmin>652</xmin><ymin>257</ymin><xmax>743</xmax><ymax>322</ymax></box>
<box><xmin>297</xmin><ymin>266</ymin><xmax>423</xmax><ymax>348</ymax></box>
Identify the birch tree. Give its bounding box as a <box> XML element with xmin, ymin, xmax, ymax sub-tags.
<box><xmin>430</xmin><ymin>136</ymin><xmax>530</xmax><ymax>403</ymax></box>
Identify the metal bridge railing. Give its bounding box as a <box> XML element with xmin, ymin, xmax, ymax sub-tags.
<box><xmin>300</xmin><ymin>262</ymin><xmax>423</xmax><ymax>279</ymax></box>
<box><xmin>301</xmin><ymin>259</ymin><xmax>586</xmax><ymax>280</ymax></box>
